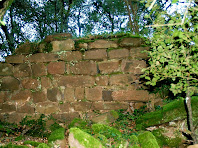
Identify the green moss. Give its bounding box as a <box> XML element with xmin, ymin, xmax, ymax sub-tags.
<box><xmin>70</xmin><ymin>127</ymin><xmax>104</xmax><ymax>148</ymax></box>
<box><xmin>23</xmin><ymin>141</ymin><xmax>42</xmax><ymax>147</ymax></box>
<box><xmin>138</xmin><ymin>131</ymin><xmax>160</xmax><ymax>148</ymax></box>
<box><xmin>68</xmin><ymin>118</ymin><xmax>89</xmax><ymax>129</ymax></box>
<box><xmin>109</xmin><ymin>110</ymin><xmax>119</xmax><ymax>119</ymax></box>
<box><xmin>129</xmin><ymin>135</ymin><xmax>139</xmax><ymax>145</ymax></box>
<box><xmin>15</xmin><ymin>135</ymin><xmax>24</xmax><ymax>141</ymax></box>
<box><xmin>50</xmin><ymin>122</ymin><xmax>63</xmax><ymax>132</ymax></box>
<box><xmin>92</xmin><ymin>124</ymin><xmax>121</xmax><ymax>140</ymax></box>
<box><xmin>0</xmin><ymin>143</ymin><xmax>29</xmax><ymax>148</ymax></box>
<box><xmin>48</xmin><ymin>128</ymin><xmax>65</xmax><ymax>143</ymax></box>
<box><xmin>36</xmin><ymin>143</ymin><xmax>50</xmax><ymax>148</ymax></box>
<box><xmin>94</xmin><ymin>133</ymin><xmax>108</xmax><ymax>146</ymax></box>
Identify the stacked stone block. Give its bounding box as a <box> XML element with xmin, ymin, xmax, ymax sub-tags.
<box><xmin>0</xmin><ymin>34</ymin><xmax>150</xmax><ymax>123</ymax></box>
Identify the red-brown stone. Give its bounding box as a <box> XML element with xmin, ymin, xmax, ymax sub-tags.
<box><xmin>75</xmin><ymin>87</ymin><xmax>84</xmax><ymax>100</ymax></box>
<box><xmin>64</xmin><ymin>87</ymin><xmax>75</xmax><ymax>102</ymax></box>
<box><xmin>85</xmin><ymin>87</ymin><xmax>102</xmax><ymax>101</ymax></box>
<box><xmin>6</xmin><ymin>55</ymin><xmax>25</xmax><ymax>64</ymax></box>
<box><xmin>41</xmin><ymin>77</ymin><xmax>52</xmax><ymax>89</ymax></box>
<box><xmin>84</xmin><ymin>49</ymin><xmax>107</xmax><ymax>60</ymax></box>
<box><xmin>119</xmin><ymin>37</ymin><xmax>143</xmax><ymax>47</ymax></box>
<box><xmin>95</xmin><ymin>76</ymin><xmax>109</xmax><ymax>86</ymax></box>
<box><xmin>98</xmin><ymin>60</ymin><xmax>121</xmax><ymax>74</ymax></box>
<box><xmin>130</xmin><ymin>47</ymin><xmax>149</xmax><ymax>60</ymax></box>
<box><xmin>21</xmin><ymin>78</ymin><xmax>39</xmax><ymax>89</ymax></box>
<box><xmin>28</xmin><ymin>53</ymin><xmax>59</xmax><ymax>63</ymax></box>
<box><xmin>7</xmin><ymin>113</ymin><xmax>24</xmax><ymax>123</ymax></box>
<box><xmin>72</xmin><ymin>102</ymin><xmax>92</xmax><ymax>111</ymax></box>
<box><xmin>13</xmin><ymin>63</ymin><xmax>31</xmax><ymax>78</ymax></box>
<box><xmin>112</xmin><ymin>90</ymin><xmax>149</xmax><ymax>101</ymax></box>
<box><xmin>109</xmin><ymin>74</ymin><xmax>136</xmax><ymax>86</ymax></box>
<box><xmin>58</xmin><ymin>75</ymin><xmax>95</xmax><ymax>87</ymax></box>
<box><xmin>47</xmin><ymin>61</ymin><xmax>65</xmax><ymax>75</ymax></box>
<box><xmin>11</xmin><ymin>90</ymin><xmax>32</xmax><ymax>101</ymax></box>
<box><xmin>0</xmin><ymin>76</ymin><xmax>20</xmax><ymax>91</ymax></box>
<box><xmin>32</xmin><ymin>91</ymin><xmax>47</xmax><ymax>103</ymax></box>
<box><xmin>32</xmin><ymin>63</ymin><xmax>47</xmax><ymax>77</ymax></box>
<box><xmin>51</xmin><ymin>39</ymin><xmax>75</xmax><ymax>52</ymax></box>
<box><xmin>59</xmin><ymin>102</ymin><xmax>71</xmax><ymax>112</ymax></box>
<box><xmin>108</xmin><ymin>49</ymin><xmax>129</xmax><ymax>59</ymax></box>
<box><xmin>103</xmin><ymin>102</ymin><xmax>128</xmax><ymax>110</ymax></box>
<box><xmin>59</xmin><ymin>51</ymin><xmax>82</xmax><ymax>61</ymax></box>
<box><xmin>35</xmin><ymin>102</ymin><xmax>59</xmax><ymax>114</ymax></box>
<box><xmin>0</xmin><ymin>63</ymin><xmax>13</xmax><ymax>76</ymax></box>
<box><xmin>69</xmin><ymin>61</ymin><xmax>97</xmax><ymax>75</ymax></box>
<box><xmin>0</xmin><ymin>91</ymin><xmax>10</xmax><ymax>103</ymax></box>
<box><xmin>88</xmin><ymin>40</ymin><xmax>118</xmax><ymax>49</ymax></box>
<box><xmin>44</xmin><ymin>33</ymin><xmax>72</xmax><ymax>42</ymax></box>
<box><xmin>0</xmin><ymin>104</ymin><xmax>16</xmax><ymax>113</ymax></box>
<box><xmin>47</xmin><ymin>87</ymin><xmax>62</xmax><ymax>102</ymax></box>
<box><xmin>17</xmin><ymin>103</ymin><xmax>35</xmax><ymax>114</ymax></box>
<box><xmin>102</xmin><ymin>90</ymin><xmax>113</xmax><ymax>101</ymax></box>
<box><xmin>52</xmin><ymin>112</ymin><xmax>80</xmax><ymax>122</ymax></box>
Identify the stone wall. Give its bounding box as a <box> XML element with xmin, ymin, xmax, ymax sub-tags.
<box><xmin>0</xmin><ymin>33</ymin><xmax>151</xmax><ymax>123</ymax></box>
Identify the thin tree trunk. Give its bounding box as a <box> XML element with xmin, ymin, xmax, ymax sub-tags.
<box><xmin>123</xmin><ymin>0</ymin><xmax>133</xmax><ymax>32</ymax></box>
<box><xmin>186</xmin><ymin>80</ymin><xmax>197</xmax><ymax>144</ymax></box>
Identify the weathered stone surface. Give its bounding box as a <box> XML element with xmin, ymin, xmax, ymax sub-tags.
<box><xmin>108</xmin><ymin>49</ymin><xmax>129</xmax><ymax>59</ymax></box>
<box><xmin>60</xmin><ymin>102</ymin><xmax>71</xmax><ymax>112</ymax></box>
<box><xmin>17</xmin><ymin>103</ymin><xmax>35</xmax><ymax>114</ymax></box>
<box><xmin>47</xmin><ymin>87</ymin><xmax>62</xmax><ymax>102</ymax></box>
<box><xmin>69</xmin><ymin>61</ymin><xmax>97</xmax><ymax>75</ymax></box>
<box><xmin>78</xmin><ymin>43</ymin><xmax>88</xmax><ymax>50</ymax></box>
<box><xmin>112</xmin><ymin>90</ymin><xmax>149</xmax><ymax>101</ymax></box>
<box><xmin>188</xmin><ymin>144</ymin><xmax>198</xmax><ymax>148</ymax></box>
<box><xmin>21</xmin><ymin>78</ymin><xmax>39</xmax><ymax>89</ymax></box>
<box><xmin>68</xmin><ymin>132</ymin><xmax>85</xmax><ymax>148</ymax></box>
<box><xmin>41</xmin><ymin>77</ymin><xmax>52</xmax><ymax>89</ymax></box>
<box><xmin>88</xmin><ymin>40</ymin><xmax>118</xmax><ymax>49</ymax></box>
<box><xmin>85</xmin><ymin>87</ymin><xmax>102</xmax><ymax>101</ymax></box>
<box><xmin>95</xmin><ymin>76</ymin><xmax>108</xmax><ymax>86</ymax></box>
<box><xmin>51</xmin><ymin>39</ymin><xmax>75</xmax><ymax>52</ymax></box>
<box><xmin>15</xmin><ymin>42</ymin><xmax>37</xmax><ymax>54</ymax></box>
<box><xmin>0</xmin><ymin>76</ymin><xmax>20</xmax><ymax>91</ymax></box>
<box><xmin>75</xmin><ymin>87</ymin><xmax>84</xmax><ymax>100</ymax></box>
<box><xmin>58</xmin><ymin>76</ymin><xmax>95</xmax><ymax>87</ymax></box>
<box><xmin>6</xmin><ymin>55</ymin><xmax>24</xmax><ymax>63</ymax></box>
<box><xmin>119</xmin><ymin>37</ymin><xmax>143</xmax><ymax>47</ymax></box>
<box><xmin>44</xmin><ymin>33</ymin><xmax>72</xmax><ymax>42</ymax></box>
<box><xmin>103</xmin><ymin>102</ymin><xmax>128</xmax><ymax>110</ymax></box>
<box><xmin>0</xmin><ymin>63</ymin><xmax>13</xmax><ymax>76</ymax></box>
<box><xmin>60</xmin><ymin>51</ymin><xmax>82</xmax><ymax>61</ymax></box>
<box><xmin>32</xmin><ymin>63</ymin><xmax>47</xmax><ymax>77</ymax></box>
<box><xmin>64</xmin><ymin>87</ymin><xmax>75</xmax><ymax>102</ymax></box>
<box><xmin>109</xmin><ymin>74</ymin><xmax>135</xmax><ymax>86</ymax></box>
<box><xmin>102</xmin><ymin>90</ymin><xmax>113</xmax><ymax>101</ymax></box>
<box><xmin>0</xmin><ymin>91</ymin><xmax>10</xmax><ymax>103</ymax></box>
<box><xmin>47</xmin><ymin>61</ymin><xmax>65</xmax><ymax>75</ymax></box>
<box><xmin>11</xmin><ymin>90</ymin><xmax>32</xmax><ymax>101</ymax></box>
<box><xmin>72</xmin><ymin>102</ymin><xmax>92</xmax><ymax>111</ymax></box>
<box><xmin>92</xmin><ymin>102</ymin><xmax>104</xmax><ymax>110</ymax></box>
<box><xmin>13</xmin><ymin>63</ymin><xmax>31</xmax><ymax>78</ymax></box>
<box><xmin>35</xmin><ymin>102</ymin><xmax>59</xmax><ymax>114</ymax></box>
<box><xmin>98</xmin><ymin>60</ymin><xmax>120</xmax><ymax>74</ymax></box>
<box><xmin>0</xmin><ymin>104</ymin><xmax>16</xmax><ymax>113</ymax></box>
<box><xmin>121</xmin><ymin>60</ymin><xmax>147</xmax><ymax>74</ymax></box>
<box><xmin>32</xmin><ymin>91</ymin><xmax>47</xmax><ymax>103</ymax></box>
<box><xmin>84</xmin><ymin>49</ymin><xmax>107</xmax><ymax>60</ymax></box>
<box><xmin>53</xmin><ymin>112</ymin><xmax>80</xmax><ymax>122</ymax></box>
<box><xmin>7</xmin><ymin>113</ymin><xmax>24</xmax><ymax>123</ymax></box>
<box><xmin>130</xmin><ymin>47</ymin><xmax>149</xmax><ymax>59</ymax></box>
<box><xmin>28</xmin><ymin>53</ymin><xmax>59</xmax><ymax>63</ymax></box>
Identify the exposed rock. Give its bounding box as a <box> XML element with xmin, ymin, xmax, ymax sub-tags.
<box><xmin>188</xmin><ymin>144</ymin><xmax>198</xmax><ymax>148</ymax></box>
<box><xmin>119</xmin><ymin>37</ymin><xmax>143</xmax><ymax>47</ymax></box>
<box><xmin>15</xmin><ymin>42</ymin><xmax>38</xmax><ymax>54</ymax></box>
<box><xmin>51</xmin><ymin>39</ymin><xmax>75</xmax><ymax>52</ymax></box>
<box><xmin>88</xmin><ymin>39</ymin><xmax>118</xmax><ymax>49</ymax></box>
<box><xmin>0</xmin><ymin>63</ymin><xmax>13</xmax><ymax>76</ymax></box>
<box><xmin>44</xmin><ymin>33</ymin><xmax>72</xmax><ymax>42</ymax></box>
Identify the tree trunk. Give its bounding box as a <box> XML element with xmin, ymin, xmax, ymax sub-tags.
<box><xmin>186</xmin><ymin>81</ymin><xmax>197</xmax><ymax>144</ymax></box>
<box><xmin>123</xmin><ymin>0</ymin><xmax>133</xmax><ymax>32</ymax></box>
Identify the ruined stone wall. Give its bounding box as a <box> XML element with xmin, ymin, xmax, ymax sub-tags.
<box><xmin>0</xmin><ymin>34</ymin><xmax>151</xmax><ymax>123</ymax></box>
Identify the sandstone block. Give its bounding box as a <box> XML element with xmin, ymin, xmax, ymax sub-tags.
<box><xmin>78</xmin><ymin>43</ymin><xmax>88</xmax><ymax>49</ymax></box>
<box><xmin>44</xmin><ymin>33</ymin><xmax>72</xmax><ymax>42</ymax></box>
<box><xmin>7</xmin><ymin>113</ymin><xmax>24</xmax><ymax>123</ymax></box>
<box><xmin>32</xmin><ymin>63</ymin><xmax>47</xmax><ymax>77</ymax></box>
<box><xmin>0</xmin><ymin>63</ymin><xmax>13</xmax><ymax>76</ymax></box>
<box><xmin>60</xmin><ymin>102</ymin><xmax>71</xmax><ymax>112</ymax></box>
<box><xmin>11</xmin><ymin>90</ymin><xmax>32</xmax><ymax>101</ymax></box>
<box><xmin>36</xmin><ymin>102</ymin><xmax>59</xmax><ymax>114</ymax></box>
<box><xmin>88</xmin><ymin>40</ymin><xmax>118</xmax><ymax>49</ymax></box>
<box><xmin>103</xmin><ymin>102</ymin><xmax>128</xmax><ymax>110</ymax></box>
<box><xmin>52</xmin><ymin>112</ymin><xmax>80</xmax><ymax>122</ymax></box>
<box><xmin>17</xmin><ymin>103</ymin><xmax>35</xmax><ymax>114</ymax></box>
<box><xmin>119</xmin><ymin>37</ymin><xmax>143</xmax><ymax>47</ymax></box>
<box><xmin>112</xmin><ymin>90</ymin><xmax>149</xmax><ymax>101</ymax></box>
<box><xmin>15</xmin><ymin>42</ymin><xmax>37</xmax><ymax>54</ymax></box>
<box><xmin>0</xmin><ymin>76</ymin><xmax>20</xmax><ymax>91</ymax></box>
<box><xmin>58</xmin><ymin>76</ymin><xmax>95</xmax><ymax>87</ymax></box>
<box><xmin>130</xmin><ymin>47</ymin><xmax>149</xmax><ymax>59</ymax></box>
<box><xmin>0</xmin><ymin>91</ymin><xmax>10</xmax><ymax>103</ymax></box>
<box><xmin>51</xmin><ymin>39</ymin><xmax>75</xmax><ymax>52</ymax></box>
<box><xmin>0</xmin><ymin>104</ymin><xmax>16</xmax><ymax>113</ymax></box>
<box><xmin>32</xmin><ymin>91</ymin><xmax>47</xmax><ymax>103</ymax></box>
<box><xmin>47</xmin><ymin>61</ymin><xmax>65</xmax><ymax>75</ymax></box>
<box><xmin>98</xmin><ymin>60</ymin><xmax>120</xmax><ymax>74</ymax></box>
<box><xmin>85</xmin><ymin>87</ymin><xmax>102</xmax><ymax>101</ymax></box>
<box><xmin>41</xmin><ymin>77</ymin><xmax>52</xmax><ymax>89</ymax></box>
<box><xmin>92</xmin><ymin>102</ymin><xmax>104</xmax><ymax>110</ymax></box>
<box><xmin>59</xmin><ymin>51</ymin><xmax>82</xmax><ymax>61</ymax></box>
<box><xmin>21</xmin><ymin>78</ymin><xmax>39</xmax><ymax>89</ymax></box>
<box><xmin>6</xmin><ymin>55</ymin><xmax>24</xmax><ymax>63</ymax></box>
<box><xmin>121</xmin><ymin>60</ymin><xmax>147</xmax><ymax>74</ymax></box>
<box><xmin>47</xmin><ymin>87</ymin><xmax>62</xmax><ymax>102</ymax></box>
<box><xmin>75</xmin><ymin>87</ymin><xmax>84</xmax><ymax>100</ymax></box>
<box><xmin>13</xmin><ymin>63</ymin><xmax>31</xmax><ymax>77</ymax></box>
<box><xmin>95</xmin><ymin>76</ymin><xmax>108</xmax><ymax>86</ymax></box>
<box><xmin>72</xmin><ymin>102</ymin><xmax>92</xmax><ymax>111</ymax></box>
<box><xmin>64</xmin><ymin>87</ymin><xmax>75</xmax><ymax>102</ymax></box>
<box><xmin>109</xmin><ymin>74</ymin><xmax>135</xmax><ymax>86</ymax></box>
<box><xmin>102</xmin><ymin>90</ymin><xmax>113</xmax><ymax>101</ymax></box>
<box><xmin>28</xmin><ymin>53</ymin><xmax>59</xmax><ymax>63</ymax></box>
<box><xmin>84</xmin><ymin>49</ymin><xmax>107</xmax><ymax>60</ymax></box>
<box><xmin>69</xmin><ymin>61</ymin><xmax>97</xmax><ymax>75</ymax></box>
<box><xmin>108</xmin><ymin>49</ymin><xmax>129</xmax><ymax>59</ymax></box>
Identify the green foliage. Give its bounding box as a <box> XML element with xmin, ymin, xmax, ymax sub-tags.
<box><xmin>23</xmin><ymin>141</ymin><xmax>42</xmax><ymax>147</ymax></box>
<box><xmin>36</xmin><ymin>143</ymin><xmax>50</xmax><ymax>148</ymax></box>
<box><xmin>48</xmin><ymin>128</ymin><xmax>65</xmax><ymax>143</ymax></box>
<box><xmin>68</xmin><ymin>118</ymin><xmax>90</xmax><ymax>130</ymax></box>
<box><xmin>0</xmin><ymin>143</ymin><xmax>29</xmax><ymax>148</ymax></box>
<box><xmin>49</xmin><ymin>122</ymin><xmax>63</xmax><ymax>132</ymax></box>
